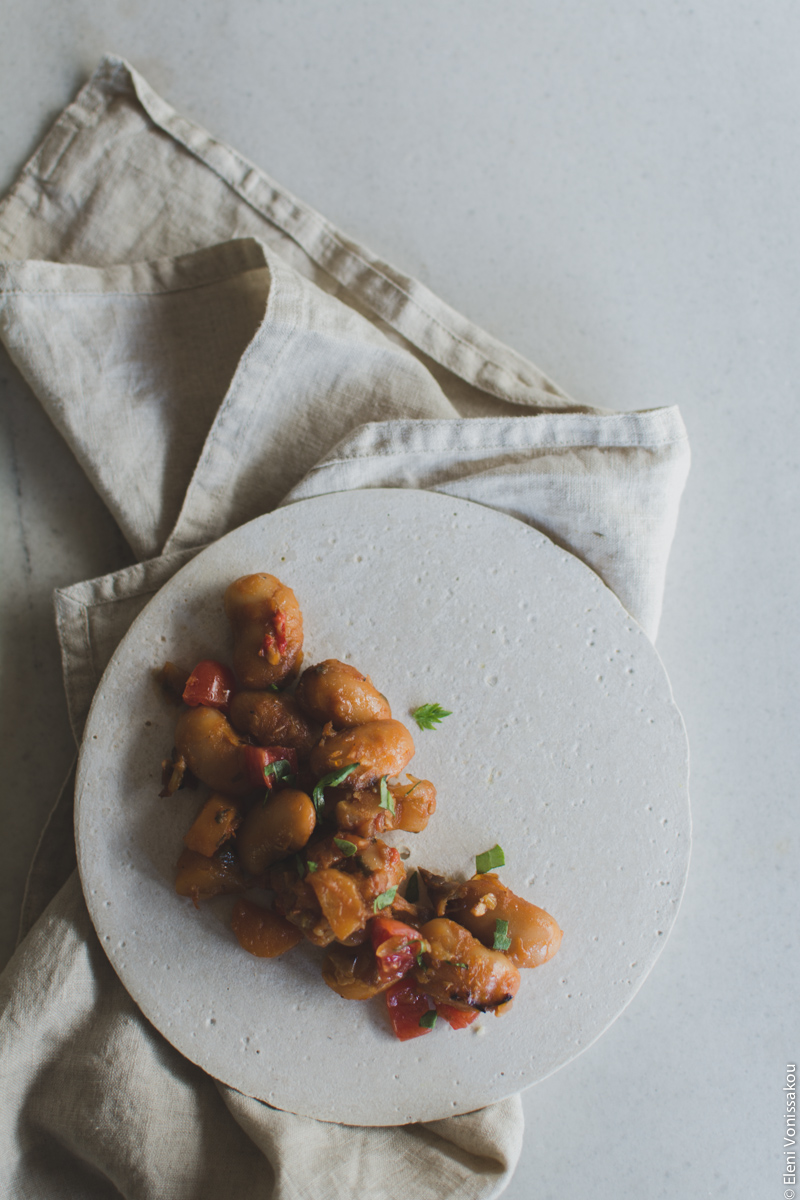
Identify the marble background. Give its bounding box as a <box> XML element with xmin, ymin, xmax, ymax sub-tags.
<box><xmin>1</xmin><ymin>2</ymin><xmax>796</xmax><ymax>1196</ymax></box>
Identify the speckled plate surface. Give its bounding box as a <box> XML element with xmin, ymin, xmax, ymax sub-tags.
<box><xmin>75</xmin><ymin>489</ymin><xmax>690</xmax><ymax>1125</ymax></box>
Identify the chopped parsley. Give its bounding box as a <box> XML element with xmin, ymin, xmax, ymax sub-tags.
<box><xmin>418</xmin><ymin>1011</ymin><xmax>437</xmax><ymax>1029</ymax></box>
<box><xmin>378</xmin><ymin>775</ymin><xmax>395</xmax><ymax>816</ymax></box>
<box><xmin>263</xmin><ymin>758</ymin><xmax>294</xmax><ymax>786</ymax></box>
<box><xmin>312</xmin><ymin>763</ymin><xmax>359</xmax><ymax>815</ymax></box>
<box><xmin>373</xmin><ymin>885</ymin><xmax>398</xmax><ymax>913</ymax></box>
<box><xmin>333</xmin><ymin>837</ymin><xmax>358</xmax><ymax>857</ymax></box>
<box><xmin>493</xmin><ymin>919</ymin><xmax>512</xmax><ymax>952</ymax></box>
<box><xmin>411</xmin><ymin>703</ymin><xmax>452</xmax><ymax>731</ymax></box>
<box><xmin>475</xmin><ymin>844</ymin><xmax>505</xmax><ymax>874</ymax></box>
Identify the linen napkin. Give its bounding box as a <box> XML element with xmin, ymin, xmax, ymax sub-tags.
<box><xmin>0</xmin><ymin>57</ymin><xmax>689</xmax><ymax>1200</ymax></box>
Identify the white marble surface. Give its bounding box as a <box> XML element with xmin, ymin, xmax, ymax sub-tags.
<box><xmin>1</xmin><ymin>2</ymin><xmax>796</xmax><ymax>1197</ymax></box>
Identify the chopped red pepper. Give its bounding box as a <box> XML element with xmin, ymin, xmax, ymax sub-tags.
<box><xmin>435</xmin><ymin>1002</ymin><xmax>479</xmax><ymax>1030</ymax></box>
<box><xmin>182</xmin><ymin>660</ymin><xmax>236</xmax><ymax>714</ymax></box>
<box><xmin>370</xmin><ymin>916</ymin><xmax>427</xmax><ymax>981</ymax></box>
<box><xmin>259</xmin><ymin>609</ymin><xmax>287</xmax><ymax>660</ymax></box>
<box><xmin>242</xmin><ymin>744</ymin><xmax>298</xmax><ymax>790</ymax></box>
<box><xmin>385</xmin><ymin>978</ymin><xmax>435</xmax><ymax>1041</ymax></box>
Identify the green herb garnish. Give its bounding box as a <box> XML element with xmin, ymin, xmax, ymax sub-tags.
<box><xmin>456</xmin><ymin>962</ymin><xmax>468</xmax><ymax>969</ymax></box>
<box><xmin>419</xmin><ymin>1011</ymin><xmax>437</xmax><ymax>1029</ymax></box>
<box><xmin>416</xmin><ymin>951</ymin><xmax>425</xmax><ymax>967</ymax></box>
<box><xmin>411</xmin><ymin>703</ymin><xmax>452</xmax><ymax>731</ymax></box>
<box><xmin>312</xmin><ymin>763</ymin><xmax>359</xmax><ymax>815</ymax></box>
<box><xmin>379</xmin><ymin>775</ymin><xmax>395</xmax><ymax>816</ymax></box>
<box><xmin>475</xmin><ymin>844</ymin><xmax>505</xmax><ymax>874</ymax></box>
<box><xmin>405</xmin><ymin>870</ymin><xmax>420</xmax><ymax>903</ymax></box>
<box><xmin>373</xmin><ymin>885</ymin><xmax>398</xmax><ymax>912</ymax></box>
<box><xmin>262</xmin><ymin>759</ymin><xmax>295</xmax><ymax>803</ymax></box>
<box><xmin>264</xmin><ymin>758</ymin><xmax>294</xmax><ymax>784</ymax></box>
<box><xmin>334</xmin><ymin>837</ymin><xmax>358</xmax><ymax>857</ymax></box>
<box><xmin>493</xmin><ymin>919</ymin><xmax>512</xmax><ymax>952</ymax></box>
<box><xmin>307</xmin><ymin>860</ymin><xmax>318</xmax><ymax>873</ymax></box>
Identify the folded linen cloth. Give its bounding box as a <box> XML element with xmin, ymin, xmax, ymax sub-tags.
<box><xmin>0</xmin><ymin>57</ymin><xmax>690</xmax><ymax>1200</ymax></box>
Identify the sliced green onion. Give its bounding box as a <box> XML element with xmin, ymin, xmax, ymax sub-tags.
<box><xmin>378</xmin><ymin>775</ymin><xmax>395</xmax><ymax>816</ymax></box>
<box><xmin>312</xmin><ymin>763</ymin><xmax>359</xmax><ymax>815</ymax></box>
<box><xmin>333</xmin><ymin>837</ymin><xmax>358</xmax><ymax>857</ymax></box>
<box><xmin>493</xmin><ymin>919</ymin><xmax>512</xmax><ymax>952</ymax></box>
<box><xmin>475</xmin><ymin>844</ymin><xmax>505</xmax><ymax>874</ymax></box>
<box><xmin>373</xmin><ymin>885</ymin><xmax>398</xmax><ymax>913</ymax></box>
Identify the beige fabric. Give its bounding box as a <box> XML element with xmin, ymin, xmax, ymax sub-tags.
<box><xmin>0</xmin><ymin>56</ymin><xmax>690</xmax><ymax>1200</ymax></box>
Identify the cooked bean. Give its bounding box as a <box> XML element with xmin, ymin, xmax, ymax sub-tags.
<box><xmin>308</xmin><ymin>868</ymin><xmax>368</xmax><ymax>942</ymax></box>
<box><xmin>230</xmin><ymin>897</ymin><xmax>304</xmax><ymax>958</ymax></box>
<box><xmin>229</xmin><ymin>690</ymin><xmax>317</xmax><ymax>754</ymax></box>
<box><xmin>424</xmin><ymin>871</ymin><xmax>562</xmax><ymax>970</ymax></box>
<box><xmin>175</xmin><ymin>847</ymin><xmax>247</xmax><ymax>907</ymax></box>
<box><xmin>183</xmin><ymin>794</ymin><xmax>242</xmax><ymax>857</ymax></box>
<box><xmin>414</xmin><ymin>918</ymin><xmax>520</xmax><ymax>1014</ymax></box>
<box><xmin>223</xmin><ymin>574</ymin><xmax>303</xmax><ymax>688</ymax></box>
<box><xmin>295</xmin><ymin>659</ymin><xmax>390</xmax><ymax>728</ymax></box>
<box><xmin>335</xmin><ymin>777</ymin><xmax>436</xmax><ymax>837</ymax></box>
<box><xmin>237</xmin><ymin>788</ymin><xmax>316</xmax><ymax>875</ymax></box>
<box><xmin>354</xmin><ymin>839</ymin><xmax>406</xmax><ymax>903</ymax></box>
<box><xmin>309</xmin><ymin>719</ymin><xmax>414</xmax><ymax>787</ymax></box>
<box><xmin>174</xmin><ymin>706</ymin><xmax>252</xmax><ymax>795</ymax></box>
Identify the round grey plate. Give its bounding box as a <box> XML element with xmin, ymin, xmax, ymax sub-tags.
<box><xmin>75</xmin><ymin>489</ymin><xmax>690</xmax><ymax>1125</ymax></box>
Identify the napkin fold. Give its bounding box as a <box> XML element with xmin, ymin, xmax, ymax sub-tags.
<box><xmin>0</xmin><ymin>56</ymin><xmax>689</xmax><ymax>1200</ymax></box>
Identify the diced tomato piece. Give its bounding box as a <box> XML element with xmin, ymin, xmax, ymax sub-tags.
<box><xmin>242</xmin><ymin>744</ymin><xmax>298</xmax><ymax>790</ymax></box>
<box><xmin>370</xmin><ymin>916</ymin><xmax>427</xmax><ymax>981</ymax></box>
<box><xmin>436</xmin><ymin>1002</ymin><xmax>479</xmax><ymax>1030</ymax></box>
<box><xmin>182</xmin><ymin>660</ymin><xmax>237</xmax><ymax>713</ymax></box>
<box><xmin>385</xmin><ymin>978</ymin><xmax>435</xmax><ymax>1041</ymax></box>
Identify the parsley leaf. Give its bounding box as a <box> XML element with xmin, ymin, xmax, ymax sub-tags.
<box><xmin>475</xmin><ymin>844</ymin><xmax>505</xmax><ymax>873</ymax></box>
<box><xmin>264</xmin><ymin>758</ymin><xmax>294</xmax><ymax>786</ymax></box>
<box><xmin>261</xmin><ymin>759</ymin><xmax>295</xmax><ymax>803</ymax></box>
<box><xmin>418</xmin><ymin>1011</ymin><xmax>437</xmax><ymax>1029</ymax></box>
<box><xmin>307</xmin><ymin>860</ymin><xmax>318</xmax><ymax>873</ymax></box>
<box><xmin>493</xmin><ymin>919</ymin><xmax>512</xmax><ymax>952</ymax></box>
<box><xmin>378</xmin><ymin>775</ymin><xmax>395</xmax><ymax>816</ymax></box>
<box><xmin>405</xmin><ymin>870</ymin><xmax>420</xmax><ymax>903</ymax></box>
<box><xmin>333</xmin><ymin>837</ymin><xmax>358</xmax><ymax>857</ymax></box>
<box><xmin>411</xmin><ymin>703</ymin><xmax>452</xmax><ymax>731</ymax></box>
<box><xmin>373</xmin><ymin>885</ymin><xmax>398</xmax><ymax>913</ymax></box>
<box><xmin>312</xmin><ymin>764</ymin><xmax>359</xmax><ymax>815</ymax></box>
